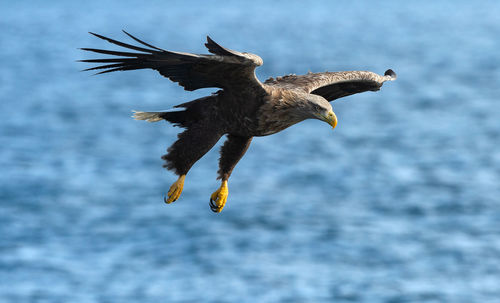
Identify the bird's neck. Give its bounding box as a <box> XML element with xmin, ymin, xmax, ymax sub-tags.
<box><xmin>255</xmin><ymin>89</ymin><xmax>311</xmax><ymax>135</ymax></box>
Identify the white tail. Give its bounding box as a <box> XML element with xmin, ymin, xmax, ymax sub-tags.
<box><xmin>132</xmin><ymin>110</ymin><xmax>163</xmax><ymax>122</ymax></box>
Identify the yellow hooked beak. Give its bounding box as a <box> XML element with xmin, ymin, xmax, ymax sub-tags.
<box><xmin>323</xmin><ymin>110</ymin><xmax>338</xmax><ymax>130</ymax></box>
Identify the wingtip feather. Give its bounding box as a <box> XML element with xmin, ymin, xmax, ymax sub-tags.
<box><xmin>384</xmin><ymin>69</ymin><xmax>397</xmax><ymax>80</ymax></box>
<box><xmin>121</xmin><ymin>30</ymin><xmax>165</xmax><ymax>51</ymax></box>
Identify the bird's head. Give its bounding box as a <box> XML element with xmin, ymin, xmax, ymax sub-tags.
<box><xmin>302</xmin><ymin>94</ymin><xmax>338</xmax><ymax>130</ymax></box>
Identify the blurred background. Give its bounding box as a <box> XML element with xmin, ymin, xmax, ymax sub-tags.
<box><xmin>1</xmin><ymin>0</ymin><xmax>500</xmax><ymax>302</ymax></box>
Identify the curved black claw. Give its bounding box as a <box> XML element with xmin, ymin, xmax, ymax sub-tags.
<box><xmin>209</xmin><ymin>198</ymin><xmax>219</xmax><ymax>213</ymax></box>
<box><xmin>164</xmin><ymin>195</ymin><xmax>177</xmax><ymax>204</ymax></box>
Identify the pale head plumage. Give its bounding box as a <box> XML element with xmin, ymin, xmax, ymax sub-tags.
<box><xmin>283</xmin><ymin>93</ymin><xmax>337</xmax><ymax>129</ymax></box>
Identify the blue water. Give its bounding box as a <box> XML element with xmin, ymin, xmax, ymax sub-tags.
<box><xmin>2</xmin><ymin>1</ymin><xmax>500</xmax><ymax>302</ymax></box>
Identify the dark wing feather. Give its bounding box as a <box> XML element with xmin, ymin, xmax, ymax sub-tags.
<box><xmin>265</xmin><ymin>70</ymin><xmax>396</xmax><ymax>101</ymax></box>
<box><xmin>205</xmin><ymin>36</ymin><xmax>242</xmax><ymax>57</ymax></box>
<box><xmin>80</xmin><ymin>32</ymin><xmax>264</xmax><ymax>91</ymax></box>
<box><xmin>121</xmin><ymin>30</ymin><xmax>165</xmax><ymax>51</ymax></box>
<box><xmin>88</xmin><ymin>32</ymin><xmax>158</xmax><ymax>53</ymax></box>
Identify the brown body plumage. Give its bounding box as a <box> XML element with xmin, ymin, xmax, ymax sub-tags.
<box><xmin>80</xmin><ymin>31</ymin><xmax>396</xmax><ymax>212</ymax></box>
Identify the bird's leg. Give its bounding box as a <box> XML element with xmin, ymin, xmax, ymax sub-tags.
<box><xmin>164</xmin><ymin>174</ymin><xmax>185</xmax><ymax>204</ymax></box>
<box><xmin>209</xmin><ymin>135</ymin><xmax>252</xmax><ymax>213</ymax></box>
<box><xmin>210</xmin><ymin>180</ymin><xmax>228</xmax><ymax>213</ymax></box>
<box><xmin>161</xmin><ymin>125</ymin><xmax>223</xmax><ymax>205</ymax></box>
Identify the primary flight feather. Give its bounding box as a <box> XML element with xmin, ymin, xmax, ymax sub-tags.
<box><xmin>80</xmin><ymin>31</ymin><xmax>396</xmax><ymax>213</ymax></box>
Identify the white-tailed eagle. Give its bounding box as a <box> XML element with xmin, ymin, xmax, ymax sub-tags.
<box><xmin>80</xmin><ymin>31</ymin><xmax>396</xmax><ymax>212</ymax></box>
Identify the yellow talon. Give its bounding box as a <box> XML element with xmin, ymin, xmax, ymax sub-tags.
<box><xmin>165</xmin><ymin>175</ymin><xmax>185</xmax><ymax>204</ymax></box>
<box><xmin>209</xmin><ymin>180</ymin><xmax>228</xmax><ymax>213</ymax></box>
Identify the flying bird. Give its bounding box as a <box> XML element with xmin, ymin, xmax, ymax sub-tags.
<box><xmin>80</xmin><ymin>31</ymin><xmax>396</xmax><ymax>213</ymax></box>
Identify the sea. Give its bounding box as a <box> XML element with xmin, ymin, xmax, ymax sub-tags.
<box><xmin>1</xmin><ymin>1</ymin><xmax>500</xmax><ymax>302</ymax></box>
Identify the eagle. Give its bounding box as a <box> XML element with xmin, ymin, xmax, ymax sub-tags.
<box><xmin>80</xmin><ymin>31</ymin><xmax>396</xmax><ymax>213</ymax></box>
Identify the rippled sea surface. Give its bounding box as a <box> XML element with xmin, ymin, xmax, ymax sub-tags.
<box><xmin>2</xmin><ymin>1</ymin><xmax>500</xmax><ymax>302</ymax></box>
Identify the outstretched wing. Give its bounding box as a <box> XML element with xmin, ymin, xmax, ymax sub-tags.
<box><xmin>264</xmin><ymin>70</ymin><xmax>396</xmax><ymax>101</ymax></box>
<box><xmin>80</xmin><ymin>31</ymin><xmax>264</xmax><ymax>91</ymax></box>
